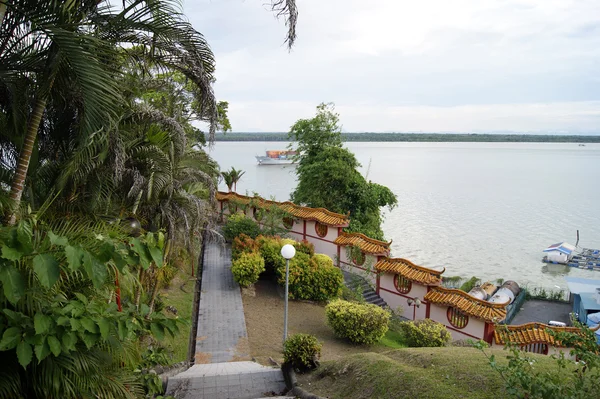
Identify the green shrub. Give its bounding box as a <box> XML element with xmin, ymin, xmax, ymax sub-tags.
<box><xmin>222</xmin><ymin>213</ymin><xmax>261</xmax><ymax>242</ymax></box>
<box><xmin>325</xmin><ymin>299</ymin><xmax>390</xmax><ymax>344</ymax></box>
<box><xmin>283</xmin><ymin>333</ymin><xmax>322</xmax><ymax>371</ymax></box>
<box><xmin>276</xmin><ymin>252</ymin><xmax>343</xmax><ymax>302</ymax></box>
<box><xmin>232</xmin><ymin>234</ymin><xmax>258</xmax><ymax>261</ymax></box>
<box><xmin>340</xmin><ymin>285</ymin><xmax>365</xmax><ymax>303</ymax></box>
<box><xmin>401</xmin><ymin>319</ymin><xmax>451</xmax><ymax>347</ymax></box>
<box><xmin>459</xmin><ymin>276</ymin><xmax>480</xmax><ymax>293</ymax></box>
<box><xmin>231</xmin><ymin>252</ymin><xmax>265</xmax><ymax>287</ymax></box>
<box><xmin>256</xmin><ymin>235</ymin><xmax>285</xmax><ymax>272</ymax></box>
<box><xmin>313</xmin><ymin>253</ymin><xmax>334</xmax><ymax>268</ymax></box>
<box><xmin>294</xmin><ymin>239</ymin><xmax>315</xmax><ymax>257</ymax></box>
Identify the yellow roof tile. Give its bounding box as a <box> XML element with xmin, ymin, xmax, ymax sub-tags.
<box><xmin>424</xmin><ymin>286</ymin><xmax>508</xmax><ymax>322</ymax></box>
<box><xmin>216</xmin><ymin>191</ymin><xmax>350</xmax><ymax>227</ymax></box>
<box><xmin>333</xmin><ymin>232</ymin><xmax>391</xmax><ymax>255</ymax></box>
<box><xmin>494</xmin><ymin>323</ymin><xmax>597</xmax><ymax>347</ymax></box>
<box><xmin>375</xmin><ymin>258</ymin><xmax>444</xmax><ymax>285</ymax></box>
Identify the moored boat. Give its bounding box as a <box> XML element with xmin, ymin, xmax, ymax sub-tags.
<box><xmin>542</xmin><ymin>242</ymin><xmax>600</xmax><ymax>270</ymax></box>
<box><xmin>255</xmin><ymin>150</ymin><xmax>297</xmax><ymax>165</ymax></box>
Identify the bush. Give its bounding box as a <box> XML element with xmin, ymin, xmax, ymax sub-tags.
<box><xmin>256</xmin><ymin>235</ymin><xmax>285</xmax><ymax>272</ymax></box>
<box><xmin>283</xmin><ymin>334</ymin><xmax>322</xmax><ymax>371</ymax></box>
<box><xmin>232</xmin><ymin>234</ymin><xmax>258</xmax><ymax>261</ymax></box>
<box><xmin>294</xmin><ymin>239</ymin><xmax>315</xmax><ymax>257</ymax></box>
<box><xmin>313</xmin><ymin>253</ymin><xmax>333</xmax><ymax>268</ymax></box>
<box><xmin>222</xmin><ymin>213</ymin><xmax>261</xmax><ymax>242</ymax></box>
<box><xmin>276</xmin><ymin>252</ymin><xmax>343</xmax><ymax>302</ymax></box>
<box><xmin>401</xmin><ymin>319</ymin><xmax>451</xmax><ymax>347</ymax></box>
<box><xmin>231</xmin><ymin>252</ymin><xmax>265</xmax><ymax>287</ymax></box>
<box><xmin>459</xmin><ymin>276</ymin><xmax>480</xmax><ymax>293</ymax></box>
<box><xmin>325</xmin><ymin>299</ymin><xmax>390</xmax><ymax>344</ymax></box>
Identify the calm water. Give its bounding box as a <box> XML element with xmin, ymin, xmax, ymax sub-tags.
<box><xmin>210</xmin><ymin>141</ymin><xmax>600</xmax><ymax>291</ymax></box>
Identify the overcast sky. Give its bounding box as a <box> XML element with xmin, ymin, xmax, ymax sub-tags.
<box><xmin>185</xmin><ymin>0</ymin><xmax>600</xmax><ymax>133</ymax></box>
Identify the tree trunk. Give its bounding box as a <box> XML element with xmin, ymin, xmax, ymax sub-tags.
<box><xmin>147</xmin><ymin>268</ymin><xmax>161</xmax><ymax>317</ymax></box>
<box><xmin>134</xmin><ymin>266</ymin><xmax>144</xmax><ymax>310</ymax></box>
<box><xmin>6</xmin><ymin>95</ymin><xmax>48</xmax><ymax>225</ymax></box>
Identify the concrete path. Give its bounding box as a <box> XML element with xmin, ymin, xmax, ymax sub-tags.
<box><xmin>166</xmin><ymin>240</ymin><xmax>287</xmax><ymax>399</ymax></box>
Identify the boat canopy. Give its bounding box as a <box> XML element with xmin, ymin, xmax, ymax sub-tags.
<box><xmin>564</xmin><ymin>276</ymin><xmax>600</xmax><ymax>294</ymax></box>
<box><xmin>543</xmin><ymin>242</ymin><xmax>576</xmax><ymax>255</ymax></box>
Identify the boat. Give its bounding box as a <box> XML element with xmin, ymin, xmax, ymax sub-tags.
<box><xmin>542</xmin><ymin>242</ymin><xmax>600</xmax><ymax>270</ymax></box>
<box><xmin>255</xmin><ymin>150</ymin><xmax>297</xmax><ymax>165</ymax></box>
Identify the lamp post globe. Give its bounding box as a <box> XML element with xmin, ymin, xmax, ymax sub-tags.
<box><xmin>281</xmin><ymin>244</ymin><xmax>296</xmax><ymax>260</ymax></box>
<box><xmin>280</xmin><ymin>244</ymin><xmax>296</xmax><ymax>346</ymax></box>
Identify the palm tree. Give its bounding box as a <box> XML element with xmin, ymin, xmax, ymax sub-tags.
<box><xmin>221</xmin><ymin>170</ymin><xmax>235</xmax><ymax>192</ymax></box>
<box><xmin>231</xmin><ymin>167</ymin><xmax>246</xmax><ymax>192</ymax></box>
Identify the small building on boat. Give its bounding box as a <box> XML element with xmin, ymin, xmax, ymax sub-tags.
<box><xmin>543</xmin><ymin>242</ymin><xmax>576</xmax><ymax>264</ymax></box>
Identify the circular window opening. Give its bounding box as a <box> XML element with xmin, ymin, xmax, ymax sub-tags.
<box><xmin>253</xmin><ymin>207</ymin><xmax>264</xmax><ymax>222</ymax></box>
<box><xmin>315</xmin><ymin>222</ymin><xmax>328</xmax><ymax>238</ymax></box>
<box><xmin>394</xmin><ymin>274</ymin><xmax>412</xmax><ymax>294</ymax></box>
<box><xmin>447</xmin><ymin>307</ymin><xmax>469</xmax><ymax>329</ymax></box>
<box><xmin>283</xmin><ymin>217</ymin><xmax>294</xmax><ymax>229</ymax></box>
<box><xmin>351</xmin><ymin>249</ymin><xmax>366</xmax><ymax>266</ymax></box>
<box><xmin>227</xmin><ymin>203</ymin><xmax>237</xmax><ymax>214</ymax></box>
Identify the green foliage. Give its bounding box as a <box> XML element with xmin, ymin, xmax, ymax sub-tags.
<box><xmin>284</xmin><ymin>333</ymin><xmax>322</xmax><ymax>371</ymax></box>
<box><xmin>289</xmin><ymin>104</ymin><xmax>397</xmax><ymax>241</ymax></box>
<box><xmin>525</xmin><ymin>286</ymin><xmax>567</xmax><ymax>301</ymax></box>
<box><xmin>294</xmin><ymin>239</ymin><xmax>315</xmax><ymax>257</ymax></box>
<box><xmin>477</xmin><ymin>322</ymin><xmax>600</xmax><ymax>398</ymax></box>
<box><xmin>221</xmin><ymin>167</ymin><xmax>245</xmax><ymax>192</ymax></box>
<box><xmin>231</xmin><ymin>252</ymin><xmax>265</xmax><ymax>288</ymax></box>
<box><xmin>232</xmin><ymin>234</ymin><xmax>259</xmax><ymax>261</ymax></box>
<box><xmin>256</xmin><ymin>235</ymin><xmax>285</xmax><ymax>272</ymax></box>
<box><xmin>460</xmin><ymin>276</ymin><xmax>481</xmax><ymax>293</ymax></box>
<box><xmin>276</xmin><ymin>252</ymin><xmax>343</xmax><ymax>302</ymax></box>
<box><xmin>401</xmin><ymin>319</ymin><xmax>451</xmax><ymax>347</ymax></box>
<box><xmin>325</xmin><ymin>299</ymin><xmax>390</xmax><ymax>344</ymax></box>
<box><xmin>313</xmin><ymin>253</ymin><xmax>334</xmax><ymax>268</ymax></box>
<box><xmin>222</xmin><ymin>214</ymin><xmax>261</xmax><ymax>242</ymax></box>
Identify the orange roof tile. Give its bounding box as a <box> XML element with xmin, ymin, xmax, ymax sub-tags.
<box><xmin>334</xmin><ymin>232</ymin><xmax>391</xmax><ymax>255</ymax></box>
<box><xmin>424</xmin><ymin>286</ymin><xmax>508</xmax><ymax>322</ymax></box>
<box><xmin>375</xmin><ymin>258</ymin><xmax>444</xmax><ymax>285</ymax></box>
<box><xmin>216</xmin><ymin>191</ymin><xmax>350</xmax><ymax>227</ymax></box>
<box><xmin>494</xmin><ymin>323</ymin><xmax>598</xmax><ymax>347</ymax></box>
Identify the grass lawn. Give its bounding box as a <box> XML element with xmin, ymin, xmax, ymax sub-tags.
<box><xmin>160</xmin><ymin>272</ymin><xmax>197</xmax><ymax>363</ymax></box>
<box><xmin>242</xmin><ymin>278</ymin><xmax>405</xmax><ymax>365</ymax></box>
<box><xmin>296</xmin><ymin>347</ymin><xmax>560</xmax><ymax>399</ymax></box>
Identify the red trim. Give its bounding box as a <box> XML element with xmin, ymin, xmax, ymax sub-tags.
<box><xmin>443</xmin><ymin>325</ymin><xmax>482</xmax><ymax>341</ymax></box>
<box><xmin>379</xmin><ymin>286</ymin><xmax>429</xmax><ymax>302</ymax></box>
<box><xmin>303</xmin><ymin>220</ymin><xmax>307</xmax><ymax>240</ymax></box>
<box><xmin>304</xmin><ymin>233</ymin><xmax>337</xmax><ymax>244</ymax></box>
<box><xmin>447</xmin><ymin>307</ymin><xmax>469</xmax><ymax>330</ymax></box>
<box><xmin>315</xmin><ymin>222</ymin><xmax>328</xmax><ymax>238</ymax></box>
<box><xmin>337</xmin><ymin>242</ymin><xmax>341</xmax><ymax>267</ymax></box>
<box><xmin>426</xmin><ymin>301</ymin><xmax>431</xmax><ymax>319</ymax></box>
<box><xmin>376</xmin><ymin>273</ymin><xmax>380</xmax><ymax>295</ymax></box>
<box><xmin>483</xmin><ymin>322</ymin><xmax>494</xmax><ymax>345</ymax></box>
<box><xmin>393</xmin><ymin>274</ymin><xmax>412</xmax><ymax>294</ymax></box>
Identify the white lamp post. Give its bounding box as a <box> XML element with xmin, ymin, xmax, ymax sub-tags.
<box><xmin>280</xmin><ymin>244</ymin><xmax>296</xmax><ymax>345</ymax></box>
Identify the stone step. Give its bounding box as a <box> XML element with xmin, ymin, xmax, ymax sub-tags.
<box><xmin>167</xmin><ymin>361</ymin><xmax>287</xmax><ymax>399</ymax></box>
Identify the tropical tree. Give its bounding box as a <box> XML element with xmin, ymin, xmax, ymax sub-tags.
<box><xmin>221</xmin><ymin>167</ymin><xmax>245</xmax><ymax>192</ymax></box>
<box><xmin>289</xmin><ymin>103</ymin><xmax>397</xmax><ymax>240</ymax></box>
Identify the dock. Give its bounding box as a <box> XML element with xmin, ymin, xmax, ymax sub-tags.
<box><xmin>543</xmin><ymin>247</ymin><xmax>600</xmax><ymax>270</ymax></box>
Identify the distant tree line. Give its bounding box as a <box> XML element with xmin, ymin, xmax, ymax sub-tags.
<box><xmin>215</xmin><ymin>132</ymin><xmax>600</xmax><ymax>143</ymax></box>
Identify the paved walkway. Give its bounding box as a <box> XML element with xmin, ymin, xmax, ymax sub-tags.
<box><xmin>166</xmin><ymin>240</ymin><xmax>287</xmax><ymax>399</ymax></box>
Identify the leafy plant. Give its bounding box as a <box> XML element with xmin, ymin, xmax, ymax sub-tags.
<box><xmin>222</xmin><ymin>214</ymin><xmax>261</xmax><ymax>242</ymax></box>
<box><xmin>256</xmin><ymin>235</ymin><xmax>285</xmax><ymax>272</ymax></box>
<box><xmin>284</xmin><ymin>333</ymin><xmax>322</xmax><ymax>371</ymax></box>
<box><xmin>460</xmin><ymin>276</ymin><xmax>481</xmax><ymax>293</ymax></box>
<box><xmin>232</xmin><ymin>234</ymin><xmax>259</xmax><ymax>261</ymax></box>
<box><xmin>401</xmin><ymin>319</ymin><xmax>451</xmax><ymax>347</ymax></box>
<box><xmin>276</xmin><ymin>252</ymin><xmax>343</xmax><ymax>302</ymax></box>
<box><xmin>231</xmin><ymin>252</ymin><xmax>265</xmax><ymax>288</ymax></box>
<box><xmin>294</xmin><ymin>240</ymin><xmax>315</xmax><ymax>257</ymax></box>
<box><xmin>325</xmin><ymin>299</ymin><xmax>390</xmax><ymax>344</ymax></box>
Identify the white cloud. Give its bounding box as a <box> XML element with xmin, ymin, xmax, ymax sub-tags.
<box><xmin>185</xmin><ymin>0</ymin><xmax>600</xmax><ymax>132</ymax></box>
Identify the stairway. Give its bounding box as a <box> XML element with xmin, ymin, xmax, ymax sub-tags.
<box><xmin>342</xmin><ymin>271</ymin><xmax>388</xmax><ymax>308</ymax></box>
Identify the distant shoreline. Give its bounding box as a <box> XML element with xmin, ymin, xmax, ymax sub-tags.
<box><xmin>215</xmin><ymin>132</ymin><xmax>600</xmax><ymax>143</ymax></box>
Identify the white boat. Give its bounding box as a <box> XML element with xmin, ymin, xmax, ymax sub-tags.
<box><xmin>255</xmin><ymin>150</ymin><xmax>297</xmax><ymax>165</ymax></box>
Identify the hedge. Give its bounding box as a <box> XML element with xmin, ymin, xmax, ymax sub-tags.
<box><xmin>222</xmin><ymin>214</ymin><xmax>261</xmax><ymax>242</ymax></box>
<box><xmin>401</xmin><ymin>319</ymin><xmax>451</xmax><ymax>347</ymax></box>
<box><xmin>231</xmin><ymin>252</ymin><xmax>265</xmax><ymax>287</ymax></box>
<box><xmin>325</xmin><ymin>299</ymin><xmax>390</xmax><ymax>344</ymax></box>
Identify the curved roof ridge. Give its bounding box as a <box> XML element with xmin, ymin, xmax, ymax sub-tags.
<box><xmin>339</xmin><ymin>231</ymin><xmax>392</xmax><ymax>247</ymax></box>
<box><xmin>427</xmin><ymin>286</ymin><xmax>510</xmax><ymax>308</ymax></box>
<box><xmin>385</xmin><ymin>257</ymin><xmax>445</xmax><ymax>276</ymax></box>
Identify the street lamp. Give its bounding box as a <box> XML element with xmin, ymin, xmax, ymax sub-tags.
<box><xmin>281</xmin><ymin>244</ymin><xmax>296</xmax><ymax>345</ymax></box>
<box><xmin>407</xmin><ymin>297</ymin><xmax>422</xmax><ymax>320</ymax></box>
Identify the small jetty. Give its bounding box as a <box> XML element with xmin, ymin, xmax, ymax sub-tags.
<box><xmin>542</xmin><ymin>242</ymin><xmax>600</xmax><ymax>270</ymax></box>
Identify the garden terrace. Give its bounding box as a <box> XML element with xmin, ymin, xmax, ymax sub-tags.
<box><xmin>425</xmin><ymin>286</ymin><xmax>508</xmax><ymax>322</ymax></box>
<box><xmin>375</xmin><ymin>258</ymin><xmax>444</xmax><ymax>285</ymax></box>
<box><xmin>334</xmin><ymin>232</ymin><xmax>391</xmax><ymax>255</ymax></box>
<box><xmin>216</xmin><ymin>191</ymin><xmax>350</xmax><ymax>226</ymax></box>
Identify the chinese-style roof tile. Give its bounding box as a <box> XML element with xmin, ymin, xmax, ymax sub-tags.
<box><xmin>334</xmin><ymin>232</ymin><xmax>391</xmax><ymax>255</ymax></box>
<box><xmin>375</xmin><ymin>258</ymin><xmax>444</xmax><ymax>285</ymax></box>
<box><xmin>424</xmin><ymin>286</ymin><xmax>508</xmax><ymax>322</ymax></box>
<box><xmin>493</xmin><ymin>322</ymin><xmax>598</xmax><ymax>347</ymax></box>
<box><xmin>216</xmin><ymin>191</ymin><xmax>350</xmax><ymax>227</ymax></box>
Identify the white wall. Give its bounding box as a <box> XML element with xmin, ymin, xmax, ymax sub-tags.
<box><xmin>338</xmin><ymin>250</ymin><xmax>378</xmax><ymax>285</ymax></box>
<box><xmin>429</xmin><ymin>303</ymin><xmax>486</xmax><ymax>341</ymax></box>
<box><xmin>378</xmin><ymin>273</ymin><xmax>428</xmax><ymax>320</ymax></box>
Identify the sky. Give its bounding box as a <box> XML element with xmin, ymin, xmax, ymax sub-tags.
<box><xmin>185</xmin><ymin>0</ymin><xmax>600</xmax><ymax>133</ymax></box>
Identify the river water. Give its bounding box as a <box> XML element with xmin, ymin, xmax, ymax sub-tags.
<box><xmin>209</xmin><ymin>141</ymin><xmax>600</xmax><ymax>291</ymax></box>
